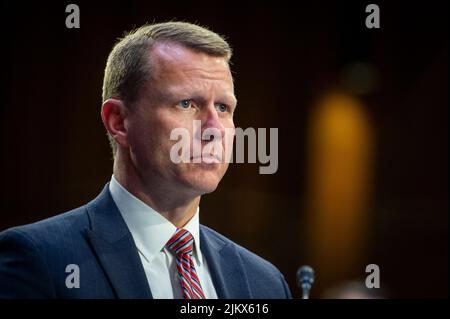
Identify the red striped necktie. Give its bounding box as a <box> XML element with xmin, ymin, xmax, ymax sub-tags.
<box><xmin>166</xmin><ymin>228</ymin><xmax>206</xmax><ymax>299</ymax></box>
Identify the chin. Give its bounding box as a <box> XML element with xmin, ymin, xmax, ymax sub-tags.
<box><xmin>197</xmin><ymin>184</ymin><xmax>219</xmax><ymax>195</ymax></box>
<box><xmin>194</xmin><ymin>178</ymin><xmax>220</xmax><ymax>194</ymax></box>
<box><xmin>176</xmin><ymin>163</ymin><xmax>228</xmax><ymax>195</ymax></box>
<box><xmin>184</xmin><ymin>172</ymin><xmax>222</xmax><ymax>195</ymax></box>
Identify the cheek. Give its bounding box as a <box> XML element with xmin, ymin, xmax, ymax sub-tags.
<box><xmin>128</xmin><ymin>112</ymin><xmax>166</xmax><ymax>155</ymax></box>
<box><xmin>223</xmin><ymin>118</ymin><xmax>235</xmax><ymax>133</ymax></box>
<box><xmin>224</xmin><ymin>122</ymin><xmax>235</xmax><ymax>145</ymax></box>
<box><xmin>154</xmin><ymin>113</ymin><xmax>194</xmax><ymax>157</ymax></box>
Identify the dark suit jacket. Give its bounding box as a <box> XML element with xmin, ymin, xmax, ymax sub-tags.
<box><xmin>0</xmin><ymin>184</ymin><xmax>292</xmax><ymax>298</ymax></box>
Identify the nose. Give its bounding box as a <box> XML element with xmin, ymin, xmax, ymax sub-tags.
<box><xmin>200</xmin><ymin>104</ymin><xmax>225</xmax><ymax>142</ymax></box>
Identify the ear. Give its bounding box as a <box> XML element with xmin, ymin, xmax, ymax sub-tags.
<box><xmin>101</xmin><ymin>99</ymin><xmax>130</xmax><ymax>148</ymax></box>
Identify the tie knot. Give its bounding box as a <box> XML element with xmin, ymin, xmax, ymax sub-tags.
<box><xmin>166</xmin><ymin>228</ymin><xmax>194</xmax><ymax>255</ymax></box>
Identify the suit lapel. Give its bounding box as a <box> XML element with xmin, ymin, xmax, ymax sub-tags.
<box><xmin>200</xmin><ymin>227</ymin><xmax>252</xmax><ymax>298</ymax></box>
<box><xmin>85</xmin><ymin>184</ymin><xmax>152</xmax><ymax>299</ymax></box>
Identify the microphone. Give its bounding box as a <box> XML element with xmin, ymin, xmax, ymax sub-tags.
<box><xmin>296</xmin><ymin>265</ymin><xmax>315</xmax><ymax>299</ymax></box>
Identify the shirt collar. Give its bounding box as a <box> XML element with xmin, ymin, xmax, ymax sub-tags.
<box><xmin>108</xmin><ymin>175</ymin><xmax>203</xmax><ymax>265</ymax></box>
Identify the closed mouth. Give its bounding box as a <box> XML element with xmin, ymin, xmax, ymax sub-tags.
<box><xmin>191</xmin><ymin>155</ymin><xmax>222</xmax><ymax>163</ymax></box>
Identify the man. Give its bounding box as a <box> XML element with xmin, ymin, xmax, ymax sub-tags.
<box><xmin>0</xmin><ymin>22</ymin><xmax>292</xmax><ymax>298</ymax></box>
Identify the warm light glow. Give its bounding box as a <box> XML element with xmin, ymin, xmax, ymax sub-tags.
<box><xmin>305</xmin><ymin>91</ymin><xmax>375</xmax><ymax>295</ymax></box>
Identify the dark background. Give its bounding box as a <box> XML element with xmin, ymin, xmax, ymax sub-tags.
<box><xmin>1</xmin><ymin>0</ymin><xmax>448</xmax><ymax>298</ymax></box>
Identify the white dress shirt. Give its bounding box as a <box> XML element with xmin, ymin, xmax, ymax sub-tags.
<box><xmin>109</xmin><ymin>175</ymin><xmax>218</xmax><ymax>299</ymax></box>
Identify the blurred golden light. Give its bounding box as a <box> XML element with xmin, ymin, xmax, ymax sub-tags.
<box><xmin>305</xmin><ymin>91</ymin><xmax>375</xmax><ymax>296</ymax></box>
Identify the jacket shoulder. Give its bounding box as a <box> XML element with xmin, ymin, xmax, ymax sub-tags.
<box><xmin>200</xmin><ymin>224</ymin><xmax>292</xmax><ymax>298</ymax></box>
<box><xmin>1</xmin><ymin>205</ymin><xmax>90</xmax><ymax>246</ymax></box>
<box><xmin>201</xmin><ymin>225</ymin><xmax>278</xmax><ymax>272</ymax></box>
<box><xmin>0</xmin><ymin>206</ymin><xmax>92</xmax><ymax>297</ymax></box>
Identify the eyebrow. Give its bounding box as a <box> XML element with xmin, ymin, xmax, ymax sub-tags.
<box><xmin>159</xmin><ymin>87</ymin><xmax>237</xmax><ymax>106</ymax></box>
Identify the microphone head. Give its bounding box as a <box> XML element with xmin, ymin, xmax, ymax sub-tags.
<box><xmin>296</xmin><ymin>265</ymin><xmax>315</xmax><ymax>288</ymax></box>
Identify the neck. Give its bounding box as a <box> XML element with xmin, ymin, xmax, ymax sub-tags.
<box><xmin>113</xmin><ymin>152</ymin><xmax>201</xmax><ymax>228</ymax></box>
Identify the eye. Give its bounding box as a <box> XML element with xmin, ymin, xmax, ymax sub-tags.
<box><xmin>216</xmin><ymin>103</ymin><xmax>228</xmax><ymax>113</ymax></box>
<box><xmin>178</xmin><ymin>99</ymin><xmax>192</xmax><ymax>109</ymax></box>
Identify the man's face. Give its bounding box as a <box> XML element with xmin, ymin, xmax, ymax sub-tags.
<box><xmin>126</xmin><ymin>42</ymin><xmax>236</xmax><ymax>196</ymax></box>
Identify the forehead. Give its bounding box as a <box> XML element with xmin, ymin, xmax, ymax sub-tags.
<box><xmin>148</xmin><ymin>42</ymin><xmax>234</xmax><ymax>91</ymax></box>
